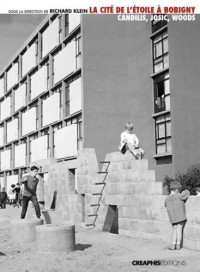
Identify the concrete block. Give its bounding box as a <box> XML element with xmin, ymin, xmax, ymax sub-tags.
<box><xmin>187</xmin><ymin>211</ymin><xmax>200</xmax><ymax>225</ymax></box>
<box><xmin>36</xmin><ymin>224</ymin><xmax>75</xmax><ymax>253</ymax></box>
<box><xmin>119</xmin><ymin>206</ymin><xmax>149</xmax><ymax>220</ymax></box>
<box><xmin>42</xmin><ymin>210</ymin><xmax>62</xmax><ymax>224</ymax></box>
<box><xmin>184</xmin><ymin>224</ymin><xmax>200</xmax><ymax>240</ymax></box>
<box><xmin>186</xmin><ymin>196</ymin><xmax>200</xmax><ymax>212</ymax></box>
<box><xmin>146</xmin><ymin>208</ymin><xmax>162</xmax><ymax>221</ymax></box>
<box><xmin>90</xmin><ymin>184</ymin><xmax>105</xmax><ymax>194</ymax></box>
<box><xmin>10</xmin><ymin>219</ymin><xmax>43</xmax><ymax>243</ymax></box>
<box><xmin>160</xmin><ymin>209</ymin><xmax>169</xmax><ymax>222</ymax></box>
<box><xmin>108</xmin><ymin>162</ymin><xmax>122</xmax><ymax>172</ymax></box>
<box><xmin>78</xmin><ymin>175</ymin><xmax>89</xmax><ymax>185</ymax></box>
<box><xmin>148</xmin><ymin>182</ymin><xmax>163</xmax><ymax>195</ymax></box>
<box><xmin>105</xmin><ymin>195</ymin><xmax>129</xmax><ymax>206</ymax></box>
<box><xmin>69</xmin><ymin>213</ymin><xmax>79</xmax><ymax>224</ymax></box>
<box><xmin>138</xmin><ymin>195</ymin><xmax>154</xmax><ymax>208</ymax></box>
<box><xmin>122</xmin><ymin>160</ymin><xmax>149</xmax><ymax>171</ymax></box>
<box><xmin>140</xmin><ymin>220</ymin><xmax>155</xmax><ymax>234</ymax></box>
<box><xmin>107</xmin><ymin>172</ymin><xmax>121</xmax><ymax>183</ymax></box>
<box><xmin>124</xmin><ymin>171</ymin><xmax>140</xmax><ymax>182</ymax></box>
<box><xmin>105</xmin><ymin>151</ymin><xmax>134</xmax><ymax>162</ymax></box>
<box><xmin>62</xmin><ymin>211</ymin><xmax>70</xmax><ymax>221</ymax></box>
<box><xmin>153</xmin><ymin>195</ymin><xmax>166</xmax><ymax>208</ymax></box>
<box><xmin>67</xmin><ymin>194</ymin><xmax>78</xmax><ymax>204</ymax></box>
<box><xmin>183</xmin><ymin>239</ymin><xmax>199</xmax><ymax>251</ymax></box>
<box><xmin>154</xmin><ymin>221</ymin><xmax>172</xmax><ymax>236</ymax></box>
<box><xmin>118</xmin><ymin>218</ymin><xmax>128</xmax><ymax>230</ymax></box>
<box><xmin>119</xmin><ymin>229</ymin><xmax>137</xmax><ymax>238</ymax></box>
<box><xmin>128</xmin><ymin>195</ymin><xmax>140</xmax><ymax>207</ymax></box>
<box><xmin>139</xmin><ymin>170</ymin><xmax>155</xmax><ymax>182</ymax></box>
<box><xmin>119</xmin><ymin>183</ymin><xmax>135</xmax><ymax>195</ymax></box>
<box><xmin>78</xmin><ymin>185</ymin><xmax>89</xmax><ymax>194</ymax></box>
<box><xmin>104</xmin><ymin>183</ymin><xmax>120</xmax><ymax>195</ymax></box>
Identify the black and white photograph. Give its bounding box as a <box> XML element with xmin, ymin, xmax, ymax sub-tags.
<box><xmin>0</xmin><ymin>6</ymin><xmax>200</xmax><ymax>272</ymax></box>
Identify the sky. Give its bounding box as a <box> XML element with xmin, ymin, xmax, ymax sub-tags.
<box><xmin>0</xmin><ymin>14</ymin><xmax>47</xmax><ymax>71</ymax></box>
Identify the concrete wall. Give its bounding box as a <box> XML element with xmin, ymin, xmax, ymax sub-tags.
<box><xmin>168</xmin><ymin>17</ymin><xmax>200</xmax><ymax>175</ymax></box>
<box><xmin>43</xmin><ymin>159</ymin><xmax>79</xmax><ymax>224</ymax></box>
<box><xmin>82</xmin><ymin>15</ymin><xmax>154</xmax><ymax>170</ymax></box>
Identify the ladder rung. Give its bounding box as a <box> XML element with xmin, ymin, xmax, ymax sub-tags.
<box><xmin>95</xmin><ymin>182</ymin><xmax>105</xmax><ymax>185</ymax></box>
<box><xmin>100</xmin><ymin>161</ymin><xmax>110</xmax><ymax>164</ymax></box>
<box><xmin>97</xmin><ymin>171</ymin><xmax>108</xmax><ymax>174</ymax></box>
<box><xmin>88</xmin><ymin>214</ymin><xmax>98</xmax><ymax>217</ymax></box>
<box><xmin>90</xmin><ymin>204</ymin><xmax>100</xmax><ymax>207</ymax></box>
<box><xmin>86</xmin><ymin>223</ymin><xmax>95</xmax><ymax>227</ymax></box>
<box><xmin>93</xmin><ymin>193</ymin><xmax>102</xmax><ymax>196</ymax></box>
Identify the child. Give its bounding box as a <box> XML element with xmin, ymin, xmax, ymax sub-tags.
<box><xmin>0</xmin><ymin>187</ymin><xmax>8</xmax><ymax>209</ymax></box>
<box><xmin>119</xmin><ymin>122</ymin><xmax>145</xmax><ymax>159</ymax></box>
<box><xmin>165</xmin><ymin>181</ymin><xmax>190</xmax><ymax>250</ymax></box>
<box><xmin>195</xmin><ymin>187</ymin><xmax>200</xmax><ymax>196</ymax></box>
<box><xmin>12</xmin><ymin>183</ymin><xmax>21</xmax><ymax>208</ymax></box>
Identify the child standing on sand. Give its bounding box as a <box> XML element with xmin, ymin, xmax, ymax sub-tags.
<box><xmin>165</xmin><ymin>181</ymin><xmax>190</xmax><ymax>250</ymax></box>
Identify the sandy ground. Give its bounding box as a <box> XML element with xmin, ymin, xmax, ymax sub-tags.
<box><xmin>0</xmin><ymin>205</ymin><xmax>200</xmax><ymax>272</ymax></box>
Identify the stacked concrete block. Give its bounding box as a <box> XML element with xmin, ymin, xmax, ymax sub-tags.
<box><xmin>76</xmin><ymin>148</ymin><xmax>108</xmax><ymax>226</ymax></box>
<box><xmin>75</xmin><ymin>149</ymin><xmax>200</xmax><ymax>250</ymax></box>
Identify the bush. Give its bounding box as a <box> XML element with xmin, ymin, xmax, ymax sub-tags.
<box><xmin>163</xmin><ymin>164</ymin><xmax>200</xmax><ymax>195</ymax></box>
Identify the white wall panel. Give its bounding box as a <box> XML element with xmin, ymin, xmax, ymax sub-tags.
<box><xmin>0</xmin><ymin>177</ymin><xmax>5</xmax><ymax>189</ymax></box>
<box><xmin>43</xmin><ymin>93</ymin><xmax>60</xmax><ymax>126</ymax></box>
<box><xmin>54</xmin><ymin>124</ymin><xmax>77</xmax><ymax>158</ymax></box>
<box><xmin>15</xmin><ymin>84</ymin><xmax>26</xmax><ymax>112</ymax></box>
<box><xmin>31</xmin><ymin>135</ymin><xmax>48</xmax><ymax>162</ymax></box>
<box><xmin>22</xmin><ymin>43</ymin><xmax>36</xmax><ymax>77</ymax></box>
<box><xmin>1</xmin><ymin>97</ymin><xmax>11</xmax><ymax>121</ymax></box>
<box><xmin>0</xmin><ymin>127</ymin><xmax>4</xmax><ymax>147</ymax></box>
<box><xmin>31</xmin><ymin>66</ymin><xmax>47</xmax><ymax>100</ymax></box>
<box><xmin>15</xmin><ymin>143</ymin><xmax>26</xmax><ymax>168</ymax></box>
<box><xmin>1</xmin><ymin>150</ymin><xmax>11</xmax><ymax>171</ymax></box>
<box><xmin>7</xmin><ymin>63</ymin><xmax>18</xmax><ymax>91</ymax></box>
<box><xmin>7</xmin><ymin>119</ymin><xmax>18</xmax><ymax>143</ymax></box>
<box><xmin>69</xmin><ymin>77</ymin><xmax>82</xmax><ymax>115</ymax></box>
<box><xmin>42</xmin><ymin>19</ymin><xmax>59</xmax><ymax>57</ymax></box>
<box><xmin>54</xmin><ymin>41</ymin><xmax>76</xmax><ymax>84</ymax></box>
<box><xmin>22</xmin><ymin>107</ymin><xmax>36</xmax><ymax>136</ymax></box>
<box><xmin>69</xmin><ymin>14</ymin><xmax>81</xmax><ymax>33</ymax></box>
<box><xmin>0</xmin><ymin>77</ymin><xmax>4</xmax><ymax>98</ymax></box>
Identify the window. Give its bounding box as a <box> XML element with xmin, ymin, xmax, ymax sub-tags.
<box><xmin>154</xmin><ymin>73</ymin><xmax>170</xmax><ymax>113</ymax></box>
<box><xmin>30</xmin><ymin>102</ymin><xmax>39</xmax><ymax>129</ymax></box>
<box><xmin>35</xmin><ymin>40</ymin><xmax>39</xmax><ymax>62</ymax></box>
<box><xmin>76</xmin><ymin>35</ymin><xmax>81</xmax><ymax>69</ymax></box>
<box><xmin>155</xmin><ymin>113</ymin><xmax>172</xmax><ymax>155</ymax></box>
<box><xmin>58</xmin><ymin>16</ymin><xmax>62</xmax><ymax>43</ymax></box>
<box><xmin>65</xmin><ymin>85</ymin><xmax>70</xmax><ymax>117</ymax></box>
<box><xmin>64</xmin><ymin>14</ymin><xmax>69</xmax><ymax>37</ymax></box>
<box><xmin>153</xmin><ymin>31</ymin><xmax>168</xmax><ymax>73</ymax></box>
<box><xmin>152</xmin><ymin>17</ymin><xmax>168</xmax><ymax>33</ymax></box>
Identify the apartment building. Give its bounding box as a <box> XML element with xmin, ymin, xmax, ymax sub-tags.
<box><xmin>0</xmin><ymin>14</ymin><xmax>200</xmax><ymax>196</ymax></box>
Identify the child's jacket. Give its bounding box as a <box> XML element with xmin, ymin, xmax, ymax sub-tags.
<box><xmin>165</xmin><ymin>190</ymin><xmax>190</xmax><ymax>224</ymax></box>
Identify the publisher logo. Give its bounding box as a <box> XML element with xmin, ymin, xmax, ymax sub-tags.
<box><xmin>132</xmin><ymin>260</ymin><xmax>187</xmax><ymax>266</ymax></box>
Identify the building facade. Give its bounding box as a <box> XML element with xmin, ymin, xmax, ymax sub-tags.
<box><xmin>0</xmin><ymin>14</ymin><xmax>200</xmax><ymax>194</ymax></box>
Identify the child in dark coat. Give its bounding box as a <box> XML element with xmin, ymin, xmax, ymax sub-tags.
<box><xmin>0</xmin><ymin>187</ymin><xmax>8</xmax><ymax>209</ymax></box>
<box><xmin>165</xmin><ymin>181</ymin><xmax>190</xmax><ymax>250</ymax></box>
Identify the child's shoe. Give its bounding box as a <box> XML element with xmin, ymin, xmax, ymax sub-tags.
<box><xmin>176</xmin><ymin>244</ymin><xmax>181</xmax><ymax>250</ymax></box>
<box><xmin>168</xmin><ymin>244</ymin><xmax>176</xmax><ymax>250</ymax></box>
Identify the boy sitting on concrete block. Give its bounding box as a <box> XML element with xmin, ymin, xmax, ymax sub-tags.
<box><xmin>119</xmin><ymin>122</ymin><xmax>145</xmax><ymax>160</ymax></box>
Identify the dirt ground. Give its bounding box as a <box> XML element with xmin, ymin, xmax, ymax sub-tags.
<box><xmin>0</xmin><ymin>206</ymin><xmax>200</xmax><ymax>272</ymax></box>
